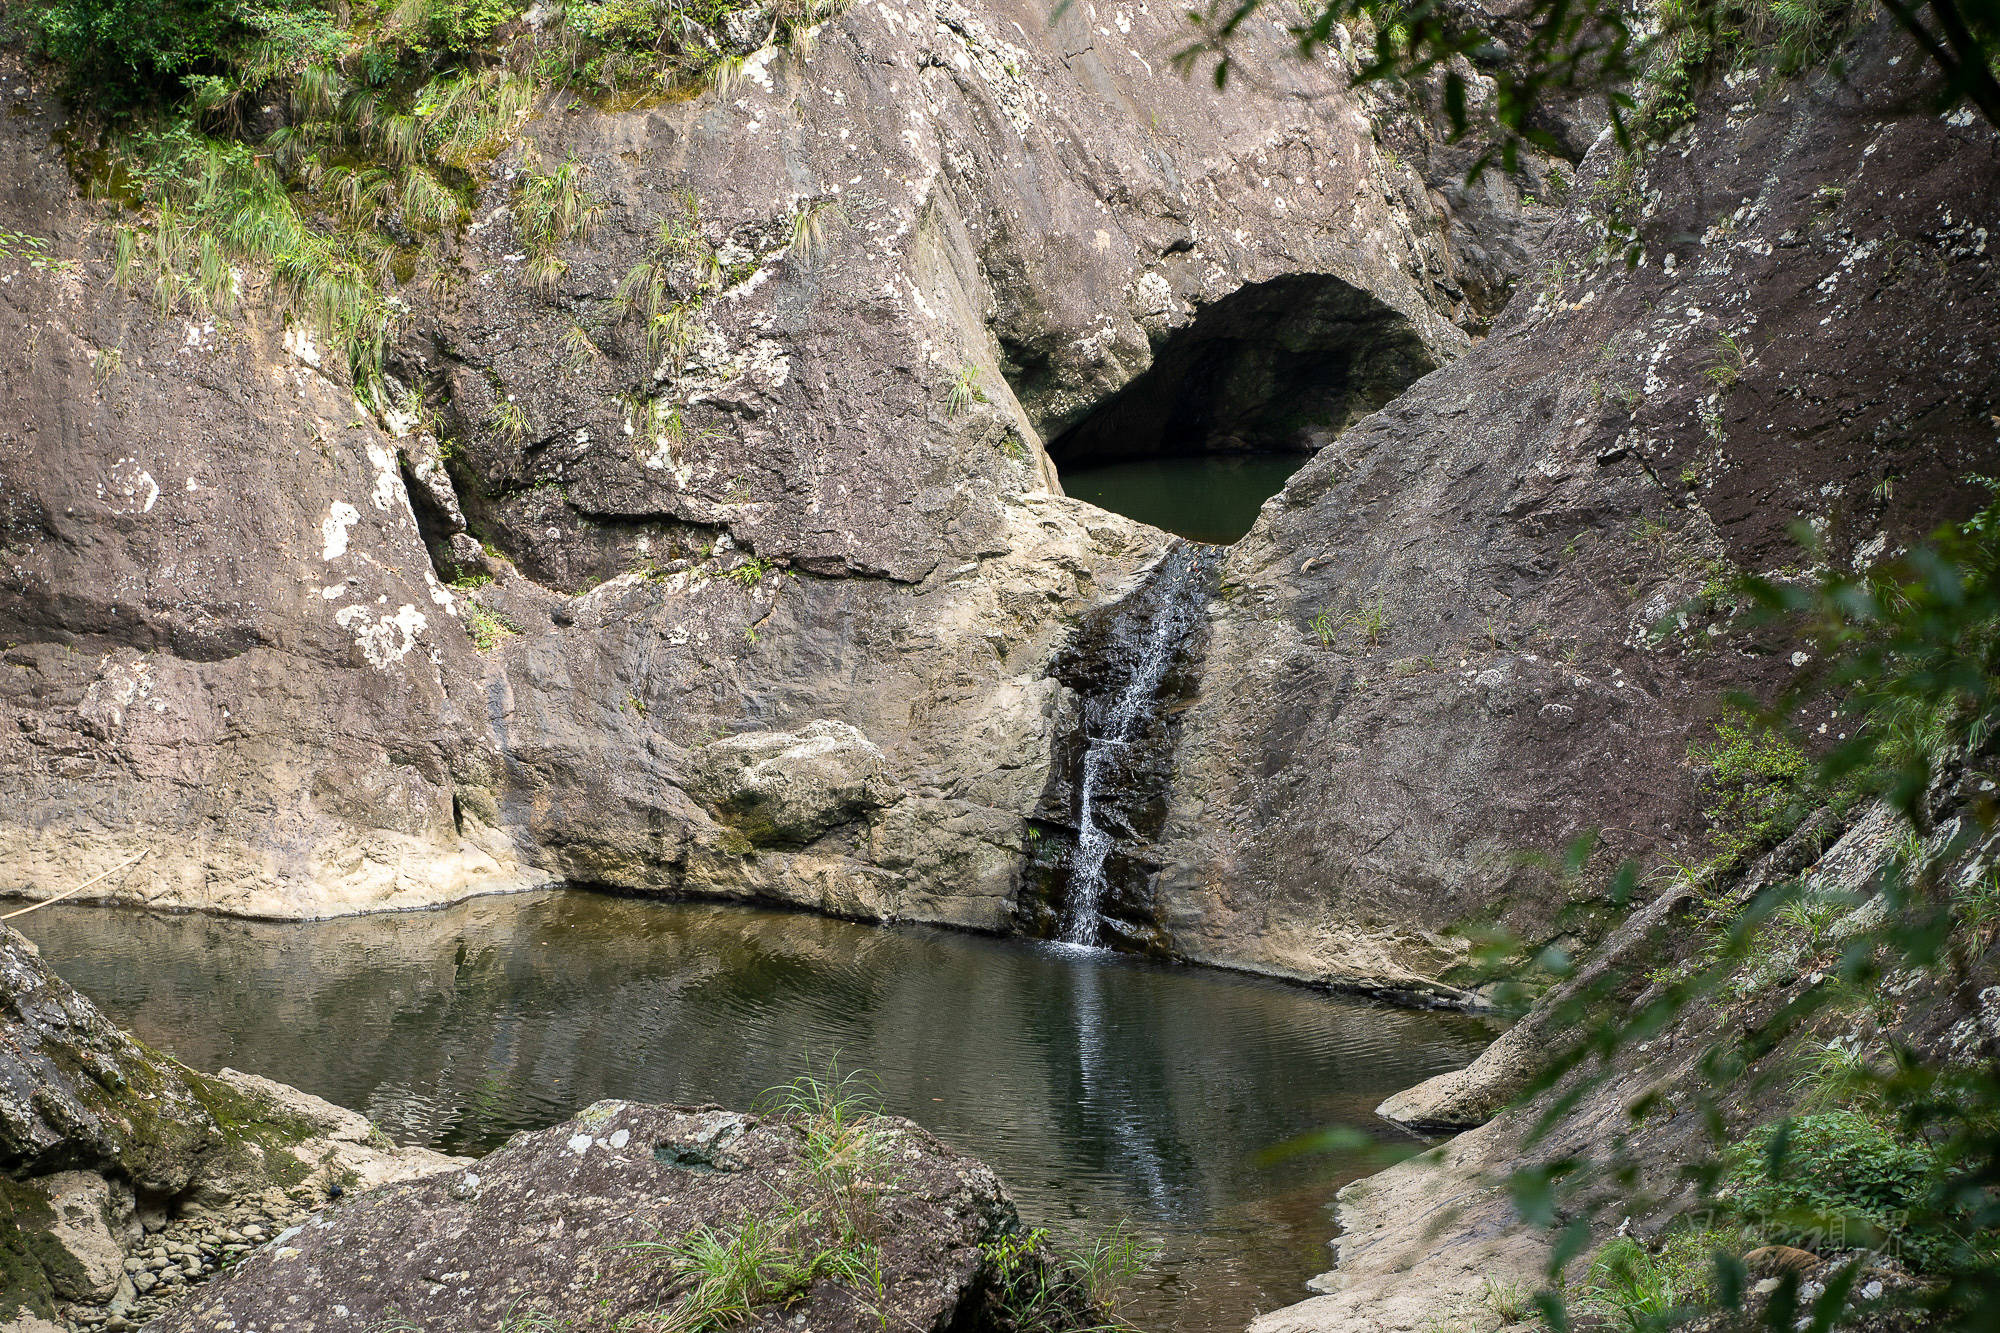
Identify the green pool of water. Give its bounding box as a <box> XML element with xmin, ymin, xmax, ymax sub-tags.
<box><xmin>17</xmin><ymin>893</ymin><xmax>1490</xmax><ymax>1332</ymax></box>
<box><xmin>1060</xmin><ymin>454</ymin><xmax>1309</xmax><ymax>545</ymax></box>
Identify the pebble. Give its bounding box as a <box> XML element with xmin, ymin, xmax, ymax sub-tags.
<box><xmin>60</xmin><ymin>1185</ymin><xmax>339</xmax><ymax>1330</ymax></box>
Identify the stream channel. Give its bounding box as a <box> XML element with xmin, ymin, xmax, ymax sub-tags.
<box><xmin>20</xmin><ymin>892</ymin><xmax>1491</xmax><ymax>1331</ymax></box>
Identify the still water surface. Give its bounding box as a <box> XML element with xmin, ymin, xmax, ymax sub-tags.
<box><xmin>1060</xmin><ymin>454</ymin><xmax>1309</xmax><ymax>546</ymax></box>
<box><xmin>19</xmin><ymin>893</ymin><xmax>1490</xmax><ymax>1331</ymax></box>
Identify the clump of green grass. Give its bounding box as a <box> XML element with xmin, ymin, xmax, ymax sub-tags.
<box><xmin>947</xmin><ymin>363</ymin><xmax>988</xmax><ymax>417</ymax></box>
<box><xmin>638</xmin><ymin>1213</ymin><xmax>877</xmax><ymax>1333</ymax></box>
<box><xmin>1347</xmin><ymin>597</ymin><xmax>1388</xmax><ymax>647</ymax></box>
<box><xmin>51</xmin><ymin>0</ymin><xmax>837</xmax><ymax>394</ymax></box>
<box><xmin>1581</xmin><ymin>1236</ymin><xmax>1688</xmax><ymax>1330</ymax></box>
<box><xmin>463</xmin><ymin>601</ymin><xmax>518</xmax><ymax>651</ymax></box>
<box><xmin>627</xmin><ymin>1063</ymin><xmax>892</xmax><ymax>1332</ymax></box>
<box><xmin>982</xmin><ymin>1222</ymin><xmax>1158</xmax><ymax>1331</ymax></box>
<box><xmin>784</xmin><ymin>197</ymin><xmax>846</xmax><ymax>267</ymax></box>
<box><xmin>1703</xmin><ymin>332</ymin><xmax>1751</xmax><ymax>389</ymax></box>
<box><xmin>1689</xmin><ymin>706</ymin><xmax>1813</xmax><ymax>870</ymax></box>
<box><xmin>488</xmin><ymin>398</ymin><xmax>530</xmax><ymax>443</ymax></box>
<box><xmin>513</xmin><ymin>153</ymin><xmax>606</xmax><ymax>294</ymax></box>
<box><xmin>723</xmin><ymin>557</ymin><xmax>775</xmax><ymax>588</ymax></box>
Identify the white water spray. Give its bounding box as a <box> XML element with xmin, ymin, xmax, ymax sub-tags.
<box><xmin>1060</xmin><ymin>547</ymin><xmax>1212</xmax><ymax>945</ymax></box>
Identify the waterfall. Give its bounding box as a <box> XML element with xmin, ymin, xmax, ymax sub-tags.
<box><xmin>1059</xmin><ymin>543</ymin><xmax>1216</xmax><ymax>946</ymax></box>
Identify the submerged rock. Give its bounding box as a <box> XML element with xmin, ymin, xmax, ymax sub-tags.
<box><xmin>151</xmin><ymin>1100</ymin><xmax>1077</xmax><ymax>1333</ymax></box>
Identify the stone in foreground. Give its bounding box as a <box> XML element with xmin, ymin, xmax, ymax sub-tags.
<box><xmin>152</xmin><ymin>1101</ymin><xmax>1054</xmax><ymax>1332</ymax></box>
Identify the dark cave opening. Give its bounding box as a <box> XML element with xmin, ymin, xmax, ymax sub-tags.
<box><xmin>1047</xmin><ymin>273</ymin><xmax>1437</xmax><ymax>544</ymax></box>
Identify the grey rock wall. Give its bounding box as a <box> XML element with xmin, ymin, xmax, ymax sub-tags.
<box><xmin>1151</xmin><ymin>17</ymin><xmax>2000</xmax><ymax>993</ymax></box>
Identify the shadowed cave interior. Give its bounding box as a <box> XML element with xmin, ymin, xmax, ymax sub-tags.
<box><xmin>1046</xmin><ymin>273</ymin><xmax>1439</xmax><ymax>545</ymax></box>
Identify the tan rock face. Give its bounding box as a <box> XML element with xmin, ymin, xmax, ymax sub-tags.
<box><xmin>0</xmin><ymin>0</ymin><xmax>1535</xmax><ymax>942</ymax></box>
<box><xmin>31</xmin><ymin>1171</ymin><xmax>132</xmax><ymax>1300</ymax></box>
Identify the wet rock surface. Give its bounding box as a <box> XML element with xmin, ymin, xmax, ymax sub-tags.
<box><xmin>149</xmin><ymin>1100</ymin><xmax>1053</xmax><ymax>1333</ymax></box>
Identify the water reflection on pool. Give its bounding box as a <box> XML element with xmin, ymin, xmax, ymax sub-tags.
<box><xmin>18</xmin><ymin>892</ymin><xmax>1491</xmax><ymax>1331</ymax></box>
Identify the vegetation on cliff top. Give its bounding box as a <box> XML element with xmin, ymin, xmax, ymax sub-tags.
<box><xmin>1179</xmin><ymin>0</ymin><xmax>1999</xmax><ymax>171</ymax></box>
<box><xmin>6</xmin><ymin>0</ymin><xmax>839</xmax><ymax>385</ymax></box>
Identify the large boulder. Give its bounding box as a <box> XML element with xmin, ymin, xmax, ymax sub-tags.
<box><xmin>0</xmin><ymin>0</ymin><xmax>1547</xmax><ymax>936</ymax></box>
<box><xmin>686</xmin><ymin>720</ymin><xmax>897</xmax><ymax>847</ymax></box>
<box><xmin>152</xmin><ymin>1100</ymin><xmax>1074</xmax><ymax>1333</ymax></box>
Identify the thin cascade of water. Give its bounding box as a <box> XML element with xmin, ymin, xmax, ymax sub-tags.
<box><xmin>1060</xmin><ymin>545</ymin><xmax>1213</xmax><ymax>945</ymax></box>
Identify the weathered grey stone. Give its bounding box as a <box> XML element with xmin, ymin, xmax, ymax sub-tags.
<box><xmin>0</xmin><ymin>924</ymin><xmax>457</xmax><ymax>1324</ymax></box>
<box><xmin>149</xmin><ymin>1101</ymin><xmax>1065</xmax><ymax>1333</ymax></box>
<box><xmin>1151</xmin><ymin>15</ymin><xmax>2000</xmax><ymax>993</ymax></box>
<box><xmin>686</xmin><ymin>720</ymin><xmax>896</xmax><ymax>846</ymax></box>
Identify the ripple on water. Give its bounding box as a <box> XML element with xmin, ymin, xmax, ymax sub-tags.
<box><xmin>14</xmin><ymin>891</ymin><xmax>1495</xmax><ymax>1333</ymax></box>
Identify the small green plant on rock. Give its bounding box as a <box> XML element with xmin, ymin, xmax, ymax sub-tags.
<box><xmin>1703</xmin><ymin>332</ymin><xmax>1751</xmax><ymax>389</ymax></box>
<box><xmin>512</xmin><ymin>153</ymin><xmax>606</xmax><ymax>293</ymax></box>
<box><xmin>784</xmin><ymin>197</ymin><xmax>847</xmax><ymax>267</ymax></box>
<box><xmin>1689</xmin><ymin>706</ymin><xmax>1813</xmax><ymax>871</ymax></box>
<box><xmin>947</xmin><ymin>363</ymin><xmax>988</xmax><ymax>417</ymax></box>
<box><xmin>463</xmin><ymin>601</ymin><xmax>518</xmax><ymax>651</ymax></box>
<box><xmin>489</xmin><ymin>398</ymin><xmax>529</xmax><ymax>442</ymax></box>
<box><xmin>723</xmin><ymin>557</ymin><xmax>775</xmax><ymax>588</ymax></box>
<box><xmin>1346</xmin><ymin>597</ymin><xmax>1389</xmax><ymax>647</ymax></box>
<box><xmin>627</xmin><ymin>1063</ymin><xmax>899</xmax><ymax>1332</ymax></box>
<box><xmin>1480</xmin><ymin>1275</ymin><xmax>1536</xmax><ymax>1323</ymax></box>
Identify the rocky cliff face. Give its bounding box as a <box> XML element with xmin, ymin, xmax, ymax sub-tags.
<box><xmin>0</xmin><ymin>0</ymin><xmax>1548</xmax><ymax>949</ymax></box>
<box><xmin>9</xmin><ymin>0</ymin><xmax>1990</xmax><ymax>1005</ymax></box>
<box><xmin>1154</xmin><ymin>16</ymin><xmax>2000</xmax><ymax>993</ymax></box>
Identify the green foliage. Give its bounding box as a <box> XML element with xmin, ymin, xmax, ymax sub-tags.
<box><xmin>488</xmin><ymin>398</ymin><xmax>529</xmax><ymax>442</ymax></box>
<box><xmin>0</xmin><ymin>229</ymin><xmax>63</xmax><ymax>271</ymax></box>
<box><xmin>723</xmin><ymin>557</ymin><xmax>775</xmax><ymax>587</ymax></box>
<box><xmin>512</xmin><ymin>153</ymin><xmax>605</xmax><ymax>293</ymax></box>
<box><xmin>1460</xmin><ymin>481</ymin><xmax>2000</xmax><ymax>1331</ymax></box>
<box><xmin>947</xmin><ymin>363</ymin><xmax>988</xmax><ymax>417</ymax></box>
<box><xmin>462</xmin><ymin>601</ymin><xmax>517</xmax><ymax>651</ymax></box>
<box><xmin>625</xmin><ymin>1063</ymin><xmax>890</xmax><ymax>1332</ymax></box>
<box><xmin>22</xmin><ymin>0</ymin><xmax>260</xmax><ymax>96</ymax></box>
<box><xmin>1690</xmin><ymin>706</ymin><xmax>1813</xmax><ymax>868</ymax></box>
<box><xmin>1173</xmin><ymin>0</ymin><xmax>1997</xmax><ymax>177</ymax></box>
<box><xmin>638</xmin><ymin>1213</ymin><xmax>875</xmax><ymax>1332</ymax></box>
<box><xmin>785</xmin><ymin>197</ymin><xmax>845</xmax><ymax>266</ymax></box>
<box><xmin>1722</xmin><ymin>1112</ymin><xmax>1993</xmax><ymax>1271</ymax></box>
<box><xmin>391</xmin><ymin>0</ymin><xmax>521</xmax><ymax>54</ymax></box>
<box><xmin>981</xmin><ymin>1222</ymin><xmax>1158</xmax><ymax>1331</ymax></box>
<box><xmin>1583</xmin><ymin>1236</ymin><xmax>1688</xmax><ymax>1329</ymax></box>
<box><xmin>1703</xmin><ymin>332</ymin><xmax>1751</xmax><ymax>389</ymax></box>
<box><xmin>30</xmin><ymin>0</ymin><xmax>842</xmax><ymax>389</ymax></box>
